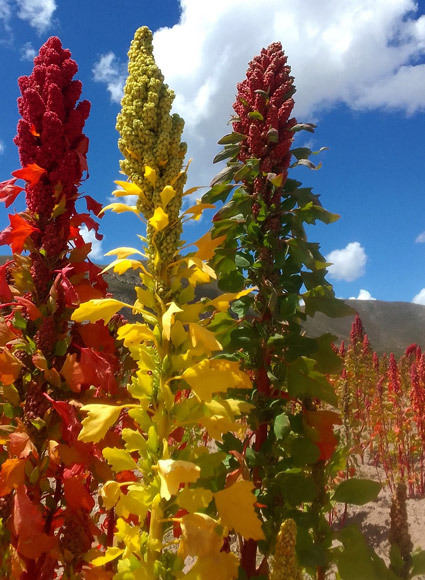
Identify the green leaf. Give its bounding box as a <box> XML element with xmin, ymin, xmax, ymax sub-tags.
<box><xmin>290</xmin><ymin>123</ymin><xmax>316</xmax><ymax>133</ymax></box>
<box><xmin>276</xmin><ymin>472</ymin><xmax>318</xmax><ymax>505</ymax></box>
<box><xmin>217</xmin><ymin>132</ymin><xmax>247</xmax><ymax>145</ymax></box>
<box><xmin>333</xmin><ymin>479</ymin><xmax>382</xmax><ymax>505</ymax></box>
<box><xmin>213</xmin><ymin>144</ymin><xmax>241</xmax><ymax>164</ymax></box>
<box><xmin>411</xmin><ymin>549</ymin><xmax>425</xmax><ymax>576</ymax></box>
<box><xmin>218</xmin><ymin>270</ymin><xmax>245</xmax><ymax>292</ymax></box>
<box><xmin>303</xmin><ymin>286</ymin><xmax>357</xmax><ymax>319</ymax></box>
<box><xmin>202</xmin><ymin>183</ymin><xmax>235</xmax><ymax>204</ymax></box>
<box><xmin>274</xmin><ymin>413</ymin><xmax>291</xmax><ymax>440</ymax></box>
<box><xmin>309</xmin><ymin>334</ymin><xmax>342</xmax><ymax>374</ymax></box>
<box><xmin>337</xmin><ymin>525</ymin><xmax>398</xmax><ymax>580</ymax></box>
<box><xmin>247</xmin><ymin>110</ymin><xmax>264</xmax><ymax>120</ymax></box>
<box><xmin>234</xmin><ymin>254</ymin><xmax>252</xmax><ymax>268</ymax></box>
<box><xmin>286</xmin><ymin>357</ymin><xmax>337</xmax><ymax>406</ymax></box>
<box><xmin>290</xmin><ymin>437</ymin><xmax>320</xmax><ymax>466</ymax></box>
<box><xmin>210</xmin><ymin>163</ymin><xmax>241</xmax><ymax>186</ymax></box>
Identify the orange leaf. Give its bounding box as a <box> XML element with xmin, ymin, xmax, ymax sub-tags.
<box><xmin>1</xmin><ymin>213</ymin><xmax>40</xmax><ymax>253</ymax></box>
<box><xmin>193</xmin><ymin>231</ymin><xmax>226</xmax><ymax>261</ymax></box>
<box><xmin>0</xmin><ymin>348</ymin><xmax>23</xmax><ymax>385</ymax></box>
<box><xmin>60</xmin><ymin>353</ymin><xmax>84</xmax><ymax>393</ymax></box>
<box><xmin>12</xmin><ymin>163</ymin><xmax>46</xmax><ymax>186</ymax></box>
<box><xmin>303</xmin><ymin>410</ymin><xmax>342</xmax><ymax>461</ymax></box>
<box><xmin>73</xmin><ymin>280</ymin><xmax>104</xmax><ymax>302</ymax></box>
<box><xmin>0</xmin><ymin>458</ymin><xmax>26</xmax><ymax>496</ymax></box>
<box><xmin>8</xmin><ymin>431</ymin><xmax>36</xmax><ymax>459</ymax></box>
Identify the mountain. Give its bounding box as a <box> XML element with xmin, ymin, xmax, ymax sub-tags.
<box><xmin>1</xmin><ymin>256</ymin><xmax>423</xmax><ymax>356</ymax></box>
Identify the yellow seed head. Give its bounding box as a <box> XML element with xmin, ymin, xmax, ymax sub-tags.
<box><xmin>270</xmin><ymin>519</ymin><xmax>303</xmax><ymax>580</ymax></box>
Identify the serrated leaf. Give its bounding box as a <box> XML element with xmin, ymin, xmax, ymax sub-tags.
<box><xmin>79</xmin><ymin>404</ymin><xmax>125</xmax><ymax>443</ymax></box>
<box><xmin>333</xmin><ymin>479</ymin><xmax>382</xmax><ymax>505</ymax></box>
<box><xmin>71</xmin><ymin>298</ymin><xmax>130</xmax><ymax>324</ymax></box>
<box><xmin>182</xmin><ymin>358</ymin><xmax>251</xmax><ymax>402</ymax></box>
<box><xmin>214</xmin><ymin>480</ymin><xmax>264</xmax><ymax>540</ymax></box>
<box><xmin>103</xmin><ymin>448</ymin><xmax>139</xmax><ymax>472</ymax></box>
<box><xmin>149</xmin><ymin>207</ymin><xmax>169</xmax><ymax>231</ymax></box>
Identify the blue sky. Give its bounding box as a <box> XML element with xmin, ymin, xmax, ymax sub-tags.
<box><xmin>1</xmin><ymin>1</ymin><xmax>425</xmax><ymax>305</ymax></box>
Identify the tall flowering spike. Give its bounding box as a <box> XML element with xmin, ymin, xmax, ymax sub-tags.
<box><xmin>233</xmin><ymin>42</ymin><xmax>297</xmax><ymax>182</ymax></box>
<box><xmin>13</xmin><ymin>37</ymin><xmax>92</xmax><ymax>301</ymax></box>
<box><xmin>116</xmin><ymin>26</ymin><xmax>187</xmax><ymax>272</ymax></box>
<box><xmin>389</xmin><ymin>482</ymin><xmax>413</xmax><ymax>579</ymax></box>
<box><xmin>270</xmin><ymin>519</ymin><xmax>303</xmax><ymax>580</ymax></box>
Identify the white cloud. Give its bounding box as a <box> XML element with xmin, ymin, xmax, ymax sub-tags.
<box><xmin>92</xmin><ymin>52</ymin><xmax>126</xmax><ymax>103</ymax></box>
<box><xmin>325</xmin><ymin>241</ymin><xmax>367</xmax><ymax>282</ymax></box>
<box><xmin>132</xmin><ymin>0</ymin><xmax>425</xmax><ymax>187</ymax></box>
<box><xmin>16</xmin><ymin>0</ymin><xmax>56</xmax><ymax>33</ymax></box>
<box><xmin>20</xmin><ymin>41</ymin><xmax>36</xmax><ymax>61</ymax></box>
<box><xmin>416</xmin><ymin>231</ymin><xmax>425</xmax><ymax>243</ymax></box>
<box><xmin>413</xmin><ymin>288</ymin><xmax>425</xmax><ymax>305</ymax></box>
<box><xmin>0</xmin><ymin>0</ymin><xmax>11</xmax><ymax>22</ymax></box>
<box><xmin>350</xmin><ymin>289</ymin><xmax>376</xmax><ymax>300</ymax></box>
<box><xmin>0</xmin><ymin>140</ymin><xmax>4</xmax><ymax>154</ymax></box>
<box><xmin>107</xmin><ymin>194</ymin><xmax>137</xmax><ymax>206</ymax></box>
<box><xmin>79</xmin><ymin>225</ymin><xmax>104</xmax><ymax>261</ymax></box>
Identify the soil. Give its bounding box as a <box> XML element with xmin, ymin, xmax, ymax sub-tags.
<box><xmin>333</xmin><ymin>459</ymin><xmax>425</xmax><ymax>579</ymax></box>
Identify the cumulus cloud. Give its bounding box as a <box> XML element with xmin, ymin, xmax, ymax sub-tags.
<box><xmin>20</xmin><ymin>41</ymin><xmax>36</xmax><ymax>61</ymax></box>
<box><xmin>16</xmin><ymin>0</ymin><xmax>56</xmax><ymax>33</ymax></box>
<box><xmin>117</xmin><ymin>0</ymin><xmax>425</xmax><ymax>187</ymax></box>
<box><xmin>416</xmin><ymin>231</ymin><xmax>425</xmax><ymax>243</ymax></box>
<box><xmin>0</xmin><ymin>0</ymin><xmax>11</xmax><ymax>22</ymax></box>
<box><xmin>413</xmin><ymin>288</ymin><xmax>425</xmax><ymax>305</ymax></box>
<box><xmin>325</xmin><ymin>241</ymin><xmax>367</xmax><ymax>282</ymax></box>
<box><xmin>92</xmin><ymin>52</ymin><xmax>126</xmax><ymax>103</ymax></box>
<box><xmin>79</xmin><ymin>225</ymin><xmax>104</xmax><ymax>261</ymax></box>
<box><xmin>350</xmin><ymin>289</ymin><xmax>376</xmax><ymax>300</ymax></box>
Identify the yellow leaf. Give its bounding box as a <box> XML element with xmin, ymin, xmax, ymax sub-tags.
<box><xmin>182</xmin><ymin>359</ymin><xmax>252</xmax><ymax>402</ymax></box>
<box><xmin>175</xmin><ymin>302</ymin><xmax>204</xmax><ymax>323</ymax></box>
<box><xmin>128</xmin><ymin>370</ymin><xmax>153</xmax><ymax>400</ymax></box>
<box><xmin>214</xmin><ymin>481</ymin><xmax>264</xmax><ymax>540</ymax></box>
<box><xmin>135</xmin><ymin>287</ymin><xmax>156</xmax><ymax>309</ymax></box>
<box><xmin>181</xmin><ymin>552</ymin><xmax>239</xmax><ymax>580</ymax></box>
<box><xmin>177</xmin><ymin>487</ymin><xmax>213</xmax><ymax>513</ymax></box>
<box><xmin>102</xmin><ymin>258</ymin><xmax>149</xmax><ymax>276</ymax></box>
<box><xmin>114</xmin><ymin>180</ymin><xmax>142</xmax><ymax>195</ymax></box>
<box><xmin>182</xmin><ymin>202</ymin><xmax>215</xmax><ymax>220</ymax></box>
<box><xmin>91</xmin><ymin>547</ymin><xmax>124</xmax><ymax>566</ymax></box>
<box><xmin>103</xmin><ymin>447</ymin><xmax>139</xmax><ymax>472</ymax></box>
<box><xmin>144</xmin><ymin>165</ymin><xmax>157</xmax><ymax>186</ymax></box>
<box><xmin>71</xmin><ymin>298</ymin><xmax>129</xmax><ymax>324</ymax></box>
<box><xmin>162</xmin><ymin>302</ymin><xmax>183</xmax><ymax>341</ymax></box>
<box><xmin>116</xmin><ymin>484</ymin><xmax>150</xmax><ymax>519</ymax></box>
<box><xmin>183</xmin><ymin>186</ymin><xmax>203</xmax><ymax>197</ymax></box>
<box><xmin>78</xmin><ymin>404</ymin><xmax>125</xmax><ymax>443</ymax></box>
<box><xmin>149</xmin><ymin>207</ymin><xmax>169</xmax><ymax>231</ymax></box>
<box><xmin>157</xmin><ymin>459</ymin><xmax>200</xmax><ymax>500</ymax></box>
<box><xmin>160</xmin><ymin>185</ymin><xmax>176</xmax><ymax>208</ymax></box>
<box><xmin>170</xmin><ymin>319</ymin><xmax>187</xmax><ymax>349</ymax></box>
<box><xmin>187</xmin><ymin>257</ymin><xmax>216</xmax><ymax>279</ymax></box>
<box><xmin>100</xmin><ymin>202</ymin><xmax>139</xmax><ymax>215</ymax></box>
<box><xmin>189</xmin><ymin>323</ymin><xmax>222</xmax><ymax>352</ymax></box>
<box><xmin>100</xmin><ymin>481</ymin><xmax>121</xmax><ymax>509</ymax></box>
<box><xmin>105</xmin><ymin>247</ymin><xmax>145</xmax><ymax>260</ymax></box>
<box><xmin>193</xmin><ymin>231</ymin><xmax>226</xmax><ymax>261</ymax></box>
<box><xmin>209</xmin><ymin>287</ymin><xmax>254</xmax><ymax>313</ymax></box>
<box><xmin>117</xmin><ymin>323</ymin><xmax>156</xmax><ymax>348</ymax></box>
<box><xmin>178</xmin><ymin>513</ymin><xmax>222</xmax><ymax>558</ymax></box>
<box><xmin>122</xmin><ymin>428</ymin><xmax>147</xmax><ymax>453</ymax></box>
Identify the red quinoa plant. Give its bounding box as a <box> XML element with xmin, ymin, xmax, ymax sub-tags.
<box><xmin>0</xmin><ymin>37</ymin><xmax>128</xmax><ymax>579</ymax></box>
<box><xmin>203</xmin><ymin>42</ymin><xmax>360</xmax><ymax>579</ymax></box>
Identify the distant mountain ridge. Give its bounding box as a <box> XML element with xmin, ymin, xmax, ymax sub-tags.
<box><xmin>1</xmin><ymin>256</ymin><xmax>423</xmax><ymax>356</ymax></box>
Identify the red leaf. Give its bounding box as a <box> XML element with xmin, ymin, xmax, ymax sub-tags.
<box><xmin>63</xmin><ymin>475</ymin><xmax>95</xmax><ymax>511</ymax></box>
<box><xmin>14</xmin><ymin>485</ymin><xmax>55</xmax><ymax>559</ymax></box>
<box><xmin>8</xmin><ymin>431</ymin><xmax>37</xmax><ymax>459</ymax></box>
<box><xmin>79</xmin><ymin>347</ymin><xmax>117</xmax><ymax>394</ymax></box>
<box><xmin>0</xmin><ymin>178</ymin><xmax>25</xmax><ymax>208</ymax></box>
<box><xmin>43</xmin><ymin>393</ymin><xmax>81</xmax><ymax>444</ymax></box>
<box><xmin>71</xmin><ymin>213</ymin><xmax>103</xmax><ymax>241</ymax></box>
<box><xmin>0</xmin><ymin>260</ymin><xmax>13</xmax><ymax>300</ymax></box>
<box><xmin>78</xmin><ymin>321</ymin><xmax>116</xmax><ymax>355</ymax></box>
<box><xmin>0</xmin><ymin>214</ymin><xmax>39</xmax><ymax>253</ymax></box>
<box><xmin>14</xmin><ymin>295</ymin><xmax>42</xmax><ymax>321</ymax></box>
<box><xmin>84</xmin><ymin>195</ymin><xmax>103</xmax><ymax>217</ymax></box>
<box><xmin>12</xmin><ymin>163</ymin><xmax>47</xmax><ymax>186</ymax></box>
